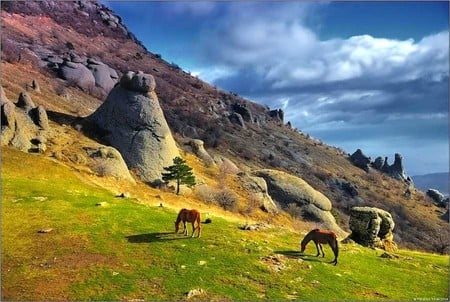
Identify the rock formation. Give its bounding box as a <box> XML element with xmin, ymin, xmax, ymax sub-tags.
<box><xmin>85</xmin><ymin>71</ymin><xmax>180</xmax><ymax>183</ymax></box>
<box><xmin>84</xmin><ymin>146</ymin><xmax>135</xmax><ymax>182</ymax></box>
<box><xmin>238</xmin><ymin>173</ymin><xmax>278</xmax><ymax>214</ymax></box>
<box><xmin>268</xmin><ymin>109</ymin><xmax>284</xmax><ymax>123</ymax></box>
<box><xmin>189</xmin><ymin>139</ymin><xmax>215</xmax><ymax>167</ymax></box>
<box><xmin>371</xmin><ymin>153</ymin><xmax>412</xmax><ymax>183</ymax></box>
<box><xmin>371</xmin><ymin>156</ymin><xmax>385</xmax><ymax>170</ymax></box>
<box><xmin>350</xmin><ymin>149</ymin><xmax>371</xmax><ymax>172</ymax></box>
<box><xmin>232</xmin><ymin>103</ymin><xmax>253</xmax><ymax>123</ymax></box>
<box><xmin>1</xmin><ymin>90</ymin><xmax>50</xmax><ymax>152</ymax></box>
<box><xmin>427</xmin><ymin>189</ymin><xmax>447</xmax><ymax>207</ymax></box>
<box><xmin>349</xmin><ymin>206</ymin><xmax>396</xmax><ymax>250</ymax></box>
<box><xmin>229</xmin><ymin>112</ymin><xmax>246</xmax><ymax>129</ymax></box>
<box><xmin>254</xmin><ymin>169</ymin><xmax>347</xmax><ymax>237</ymax></box>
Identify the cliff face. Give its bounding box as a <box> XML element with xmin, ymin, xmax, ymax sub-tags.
<box><xmin>1</xmin><ymin>0</ymin><xmax>448</xmax><ymax>252</ymax></box>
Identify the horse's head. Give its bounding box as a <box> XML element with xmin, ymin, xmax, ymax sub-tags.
<box><xmin>174</xmin><ymin>221</ymin><xmax>179</xmax><ymax>233</ymax></box>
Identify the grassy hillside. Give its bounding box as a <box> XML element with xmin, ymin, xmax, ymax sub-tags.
<box><xmin>2</xmin><ymin>147</ymin><xmax>448</xmax><ymax>301</ymax></box>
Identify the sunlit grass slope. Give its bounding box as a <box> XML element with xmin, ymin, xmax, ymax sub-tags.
<box><xmin>2</xmin><ymin>147</ymin><xmax>448</xmax><ymax>301</ymax></box>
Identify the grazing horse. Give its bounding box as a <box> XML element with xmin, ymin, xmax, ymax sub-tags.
<box><xmin>300</xmin><ymin>229</ymin><xmax>339</xmax><ymax>265</ymax></box>
<box><xmin>175</xmin><ymin>208</ymin><xmax>201</xmax><ymax>238</ymax></box>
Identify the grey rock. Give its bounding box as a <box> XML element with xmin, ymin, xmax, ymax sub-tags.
<box><xmin>85</xmin><ymin>71</ymin><xmax>179</xmax><ymax>183</ymax></box>
<box><xmin>387</xmin><ymin>153</ymin><xmax>407</xmax><ymax>181</ymax></box>
<box><xmin>59</xmin><ymin>61</ymin><xmax>95</xmax><ymax>91</ymax></box>
<box><xmin>190</xmin><ymin>139</ymin><xmax>215</xmax><ymax>167</ymax></box>
<box><xmin>0</xmin><ymin>86</ymin><xmax>9</xmax><ymax>105</ymax></box>
<box><xmin>239</xmin><ymin>173</ymin><xmax>279</xmax><ymax>214</ymax></box>
<box><xmin>86</xmin><ymin>146</ymin><xmax>135</xmax><ymax>182</ymax></box>
<box><xmin>88</xmin><ymin>63</ymin><xmax>116</xmax><ymax>93</ymax></box>
<box><xmin>427</xmin><ymin>189</ymin><xmax>445</xmax><ymax>206</ymax></box>
<box><xmin>229</xmin><ymin>112</ymin><xmax>246</xmax><ymax>129</ymax></box>
<box><xmin>45</xmin><ymin>55</ymin><xmax>64</xmax><ymax>64</ymax></box>
<box><xmin>350</xmin><ymin>149</ymin><xmax>371</xmax><ymax>172</ymax></box>
<box><xmin>119</xmin><ymin>71</ymin><xmax>156</xmax><ymax>93</ymax></box>
<box><xmin>232</xmin><ymin>103</ymin><xmax>253</xmax><ymax>123</ymax></box>
<box><xmin>372</xmin><ymin>156</ymin><xmax>385</xmax><ymax>170</ymax></box>
<box><xmin>31</xmin><ymin>79</ymin><xmax>41</xmax><ymax>93</ymax></box>
<box><xmin>268</xmin><ymin>109</ymin><xmax>284</xmax><ymax>123</ymax></box>
<box><xmin>16</xmin><ymin>92</ymin><xmax>36</xmax><ymax>112</ymax></box>
<box><xmin>349</xmin><ymin>206</ymin><xmax>395</xmax><ymax>248</ymax></box>
<box><xmin>30</xmin><ymin>105</ymin><xmax>49</xmax><ymax>130</ymax></box>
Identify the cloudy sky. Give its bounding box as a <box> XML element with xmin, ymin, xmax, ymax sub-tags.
<box><xmin>103</xmin><ymin>1</ymin><xmax>449</xmax><ymax>176</ymax></box>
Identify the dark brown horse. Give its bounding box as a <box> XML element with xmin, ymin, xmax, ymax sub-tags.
<box><xmin>300</xmin><ymin>229</ymin><xmax>339</xmax><ymax>265</ymax></box>
<box><xmin>175</xmin><ymin>208</ymin><xmax>201</xmax><ymax>238</ymax></box>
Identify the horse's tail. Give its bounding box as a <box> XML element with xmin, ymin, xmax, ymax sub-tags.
<box><xmin>196</xmin><ymin>211</ymin><xmax>202</xmax><ymax>227</ymax></box>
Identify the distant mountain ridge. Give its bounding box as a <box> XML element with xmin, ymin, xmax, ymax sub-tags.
<box><xmin>412</xmin><ymin>172</ymin><xmax>449</xmax><ymax>196</ymax></box>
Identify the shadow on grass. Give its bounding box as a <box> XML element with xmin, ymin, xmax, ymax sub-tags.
<box><xmin>275</xmin><ymin>250</ymin><xmax>322</xmax><ymax>263</ymax></box>
<box><xmin>126</xmin><ymin>232</ymin><xmax>192</xmax><ymax>243</ymax></box>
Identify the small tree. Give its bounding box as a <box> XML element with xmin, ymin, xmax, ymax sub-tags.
<box><xmin>162</xmin><ymin>156</ymin><xmax>196</xmax><ymax>195</ymax></box>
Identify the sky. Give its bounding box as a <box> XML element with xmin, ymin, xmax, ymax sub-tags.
<box><xmin>103</xmin><ymin>1</ymin><xmax>449</xmax><ymax>176</ymax></box>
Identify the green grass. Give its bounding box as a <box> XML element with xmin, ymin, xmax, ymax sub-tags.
<box><xmin>2</xmin><ymin>147</ymin><xmax>449</xmax><ymax>301</ymax></box>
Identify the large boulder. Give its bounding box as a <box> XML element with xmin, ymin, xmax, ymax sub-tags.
<box><xmin>349</xmin><ymin>206</ymin><xmax>396</xmax><ymax>250</ymax></box>
<box><xmin>253</xmin><ymin>169</ymin><xmax>346</xmax><ymax>237</ymax></box>
<box><xmin>371</xmin><ymin>156</ymin><xmax>385</xmax><ymax>170</ymax></box>
<box><xmin>350</xmin><ymin>149</ymin><xmax>371</xmax><ymax>172</ymax></box>
<box><xmin>238</xmin><ymin>173</ymin><xmax>278</xmax><ymax>214</ymax></box>
<box><xmin>190</xmin><ymin>139</ymin><xmax>215</xmax><ymax>167</ymax></box>
<box><xmin>0</xmin><ymin>86</ymin><xmax>9</xmax><ymax>105</ymax></box>
<box><xmin>85</xmin><ymin>146</ymin><xmax>135</xmax><ymax>182</ymax></box>
<box><xmin>87</xmin><ymin>61</ymin><xmax>117</xmax><ymax>93</ymax></box>
<box><xmin>232</xmin><ymin>103</ymin><xmax>253</xmax><ymax>123</ymax></box>
<box><xmin>59</xmin><ymin>60</ymin><xmax>95</xmax><ymax>91</ymax></box>
<box><xmin>229</xmin><ymin>112</ymin><xmax>246</xmax><ymax>129</ymax></box>
<box><xmin>85</xmin><ymin>71</ymin><xmax>179</xmax><ymax>183</ymax></box>
<box><xmin>16</xmin><ymin>92</ymin><xmax>36</xmax><ymax>112</ymax></box>
<box><xmin>427</xmin><ymin>189</ymin><xmax>447</xmax><ymax>207</ymax></box>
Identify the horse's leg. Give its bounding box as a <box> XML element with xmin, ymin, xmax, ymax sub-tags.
<box><xmin>183</xmin><ymin>221</ymin><xmax>188</xmax><ymax>236</ymax></box>
<box><xmin>319</xmin><ymin>244</ymin><xmax>325</xmax><ymax>258</ymax></box>
<box><xmin>314</xmin><ymin>241</ymin><xmax>320</xmax><ymax>257</ymax></box>
<box><xmin>191</xmin><ymin>222</ymin><xmax>195</xmax><ymax>238</ymax></box>
<box><xmin>197</xmin><ymin>220</ymin><xmax>201</xmax><ymax>238</ymax></box>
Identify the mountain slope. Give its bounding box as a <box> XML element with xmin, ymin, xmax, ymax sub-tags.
<box><xmin>1</xmin><ymin>0</ymin><xmax>448</xmax><ymax>253</ymax></box>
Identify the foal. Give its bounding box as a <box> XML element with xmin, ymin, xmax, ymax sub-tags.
<box><xmin>174</xmin><ymin>208</ymin><xmax>201</xmax><ymax>238</ymax></box>
<box><xmin>300</xmin><ymin>229</ymin><xmax>339</xmax><ymax>265</ymax></box>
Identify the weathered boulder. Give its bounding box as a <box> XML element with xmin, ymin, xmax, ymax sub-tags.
<box><xmin>229</xmin><ymin>112</ymin><xmax>246</xmax><ymax>129</ymax></box>
<box><xmin>427</xmin><ymin>189</ymin><xmax>446</xmax><ymax>207</ymax></box>
<box><xmin>232</xmin><ymin>103</ymin><xmax>253</xmax><ymax>123</ymax></box>
<box><xmin>350</xmin><ymin>149</ymin><xmax>371</xmax><ymax>172</ymax></box>
<box><xmin>85</xmin><ymin>146</ymin><xmax>135</xmax><ymax>182</ymax></box>
<box><xmin>372</xmin><ymin>156</ymin><xmax>385</xmax><ymax>170</ymax></box>
<box><xmin>268</xmin><ymin>109</ymin><xmax>284</xmax><ymax>123</ymax></box>
<box><xmin>214</xmin><ymin>155</ymin><xmax>241</xmax><ymax>174</ymax></box>
<box><xmin>0</xmin><ymin>86</ymin><xmax>9</xmax><ymax>105</ymax></box>
<box><xmin>59</xmin><ymin>60</ymin><xmax>95</xmax><ymax>91</ymax></box>
<box><xmin>16</xmin><ymin>92</ymin><xmax>36</xmax><ymax>112</ymax></box>
<box><xmin>328</xmin><ymin>178</ymin><xmax>359</xmax><ymax>198</ymax></box>
<box><xmin>119</xmin><ymin>71</ymin><xmax>156</xmax><ymax>93</ymax></box>
<box><xmin>349</xmin><ymin>206</ymin><xmax>396</xmax><ymax>249</ymax></box>
<box><xmin>190</xmin><ymin>139</ymin><xmax>215</xmax><ymax>167</ymax></box>
<box><xmin>30</xmin><ymin>79</ymin><xmax>41</xmax><ymax>93</ymax></box>
<box><xmin>84</xmin><ymin>71</ymin><xmax>179</xmax><ymax>183</ymax></box>
<box><xmin>1</xmin><ymin>101</ymin><xmax>17</xmax><ymax>144</ymax></box>
<box><xmin>87</xmin><ymin>61</ymin><xmax>117</xmax><ymax>93</ymax></box>
<box><xmin>253</xmin><ymin>169</ymin><xmax>346</xmax><ymax>237</ymax></box>
<box><xmin>30</xmin><ymin>106</ymin><xmax>49</xmax><ymax>130</ymax></box>
<box><xmin>238</xmin><ymin>173</ymin><xmax>278</xmax><ymax>214</ymax></box>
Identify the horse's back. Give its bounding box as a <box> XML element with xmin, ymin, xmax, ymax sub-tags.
<box><xmin>311</xmin><ymin>229</ymin><xmax>337</xmax><ymax>243</ymax></box>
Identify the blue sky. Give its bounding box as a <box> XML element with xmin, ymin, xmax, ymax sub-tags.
<box><xmin>103</xmin><ymin>1</ymin><xmax>449</xmax><ymax>176</ymax></box>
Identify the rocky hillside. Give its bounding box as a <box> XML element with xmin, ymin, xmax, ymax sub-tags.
<box><xmin>1</xmin><ymin>0</ymin><xmax>448</xmax><ymax>252</ymax></box>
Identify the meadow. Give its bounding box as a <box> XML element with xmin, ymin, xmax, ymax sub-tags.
<box><xmin>2</xmin><ymin>147</ymin><xmax>448</xmax><ymax>301</ymax></box>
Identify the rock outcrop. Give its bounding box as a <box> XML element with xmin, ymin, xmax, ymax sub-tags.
<box><xmin>84</xmin><ymin>146</ymin><xmax>135</xmax><ymax>182</ymax></box>
<box><xmin>85</xmin><ymin>71</ymin><xmax>179</xmax><ymax>183</ymax></box>
<box><xmin>238</xmin><ymin>173</ymin><xmax>278</xmax><ymax>214</ymax></box>
<box><xmin>229</xmin><ymin>112</ymin><xmax>246</xmax><ymax>129</ymax></box>
<box><xmin>189</xmin><ymin>139</ymin><xmax>215</xmax><ymax>167</ymax></box>
<box><xmin>268</xmin><ymin>109</ymin><xmax>284</xmax><ymax>123</ymax></box>
<box><xmin>371</xmin><ymin>153</ymin><xmax>412</xmax><ymax>183</ymax></box>
<box><xmin>1</xmin><ymin>90</ymin><xmax>50</xmax><ymax>152</ymax></box>
<box><xmin>350</xmin><ymin>149</ymin><xmax>371</xmax><ymax>172</ymax></box>
<box><xmin>232</xmin><ymin>103</ymin><xmax>253</xmax><ymax>123</ymax></box>
<box><xmin>59</xmin><ymin>60</ymin><xmax>96</xmax><ymax>92</ymax></box>
<box><xmin>254</xmin><ymin>169</ymin><xmax>346</xmax><ymax>237</ymax></box>
<box><xmin>349</xmin><ymin>206</ymin><xmax>396</xmax><ymax>250</ymax></box>
<box><xmin>427</xmin><ymin>189</ymin><xmax>448</xmax><ymax>208</ymax></box>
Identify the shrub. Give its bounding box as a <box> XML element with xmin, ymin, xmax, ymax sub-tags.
<box><xmin>215</xmin><ymin>189</ymin><xmax>238</xmax><ymax>212</ymax></box>
<box><xmin>285</xmin><ymin>203</ymin><xmax>302</xmax><ymax>219</ymax></box>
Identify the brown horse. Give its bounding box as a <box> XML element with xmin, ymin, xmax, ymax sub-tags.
<box><xmin>300</xmin><ymin>229</ymin><xmax>339</xmax><ymax>265</ymax></box>
<box><xmin>175</xmin><ymin>208</ymin><xmax>201</xmax><ymax>238</ymax></box>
